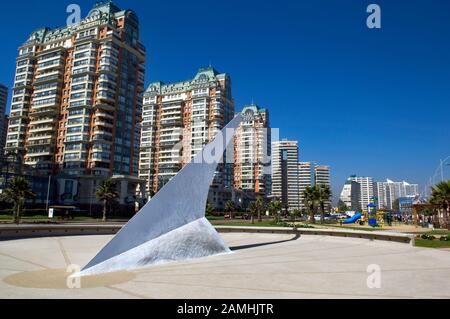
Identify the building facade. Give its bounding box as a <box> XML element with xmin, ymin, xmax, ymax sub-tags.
<box><xmin>348</xmin><ymin>175</ymin><xmax>374</xmax><ymax>212</ymax></box>
<box><xmin>0</xmin><ymin>84</ymin><xmax>7</xmax><ymax>156</ymax></box>
<box><xmin>339</xmin><ymin>179</ymin><xmax>361</xmax><ymax>211</ymax></box>
<box><xmin>374</xmin><ymin>179</ymin><xmax>419</xmax><ymax>210</ymax></box>
<box><xmin>4</xmin><ymin>2</ymin><xmax>146</xmax><ymax>209</ymax></box>
<box><xmin>271</xmin><ymin>140</ymin><xmax>300</xmax><ymax>211</ymax></box>
<box><xmin>298</xmin><ymin>162</ymin><xmax>312</xmax><ymax>210</ymax></box>
<box><xmin>234</xmin><ymin>104</ymin><xmax>271</xmax><ymax>198</ymax></box>
<box><xmin>314</xmin><ymin>164</ymin><xmax>331</xmax><ymax>213</ymax></box>
<box><xmin>139</xmin><ymin>67</ymin><xmax>234</xmax><ymax>209</ymax></box>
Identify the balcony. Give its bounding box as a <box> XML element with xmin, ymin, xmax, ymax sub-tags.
<box><xmin>26</xmin><ymin>138</ymin><xmax>54</xmax><ymax>146</ymax></box>
<box><xmin>29</xmin><ymin>108</ymin><xmax>58</xmax><ymax>117</ymax></box>
<box><xmin>28</xmin><ymin>124</ymin><xmax>55</xmax><ymax>133</ymax></box>
<box><xmin>94</xmin><ymin>118</ymin><xmax>114</xmax><ymax>128</ymax></box>
<box><xmin>28</xmin><ymin>132</ymin><xmax>54</xmax><ymax>141</ymax></box>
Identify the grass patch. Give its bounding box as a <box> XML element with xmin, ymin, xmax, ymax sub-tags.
<box><xmin>415</xmin><ymin>239</ymin><xmax>450</xmax><ymax>249</ymax></box>
<box><xmin>426</xmin><ymin>229</ymin><xmax>450</xmax><ymax>236</ymax></box>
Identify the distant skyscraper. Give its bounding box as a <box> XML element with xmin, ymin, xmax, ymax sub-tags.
<box><xmin>0</xmin><ymin>84</ymin><xmax>7</xmax><ymax>156</ymax></box>
<box><xmin>234</xmin><ymin>103</ymin><xmax>271</xmax><ymax>197</ymax></box>
<box><xmin>272</xmin><ymin>140</ymin><xmax>300</xmax><ymax>211</ymax></box>
<box><xmin>314</xmin><ymin>165</ymin><xmax>331</xmax><ymax>213</ymax></box>
<box><xmin>348</xmin><ymin>175</ymin><xmax>374</xmax><ymax>212</ymax></box>
<box><xmin>374</xmin><ymin>179</ymin><xmax>419</xmax><ymax>210</ymax></box>
<box><xmin>298</xmin><ymin>162</ymin><xmax>312</xmax><ymax>210</ymax></box>
<box><xmin>340</xmin><ymin>180</ymin><xmax>361</xmax><ymax>211</ymax></box>
<box><xmin>139</xmin><ymin>67</ymin><xmax>234</xmax><ymax>209</ymax></box>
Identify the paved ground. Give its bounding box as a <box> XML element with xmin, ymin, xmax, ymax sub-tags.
<box><xmin>0</xmin><ymin>233</ymin><xmax>449</xmax><ymax>299</ymax></box>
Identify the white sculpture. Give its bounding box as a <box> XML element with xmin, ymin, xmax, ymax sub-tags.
<box><xmin>77</xmin><ymin>115</ymin><xmax>242</xmax><ymax>276</ymax></box>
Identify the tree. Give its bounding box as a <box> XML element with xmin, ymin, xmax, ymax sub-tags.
<box><xmin>225</xmin><ymin>200</ymin><xmax>235</xmax><ymax>219</ymax></box>
<box><xmin>248</xmin><ymin>201</ymin><xmax>258</xmax><ymax>224</ymax></box>
<box><xmin>303</xmin><ymin>186</ymin><xmax>320</xmax><ymax>224</ymax></box>
<box><xmin>318</xmin><ymin>184</ymin><xmax>332</xmax><ymax>224</ymax></box>
<box><xmin>205</xmin><ymin>202</ymin><xmax>215</xmax><ymax>216</ymax></box>
<box><xmin>337</xmin><ymin>200</ymin><xmax>349</xmax><ymax>213</ymax></box>
<box><xmin>429</xmin><ymin>180</ymin><xmax>450</xmax><ymax>228</ymax></box>
<box><xmin>95</xmin><ymin>179</ymin><xmax>119</xmax><ymax>222</ymax></box>
<box><xmin>255</xmin><ymin>196</ymin><xmax>265</xmax><ymax>222</ymax></box>
<box><xmin>268</xmin><ymin>200</ymin><xmax>282</xmax><ymax>222</ymax></box>
<box><xmin>291</xmin><ymin>209</ymin><xmax>301</xmax><ymax>222</ymax></box>
<box><xmin>0</xmin><ymin>177</ymin><xmax>35</xmax><ymax>224</ymax></box>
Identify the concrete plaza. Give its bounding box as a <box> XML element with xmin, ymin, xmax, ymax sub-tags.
<box><xmin>0</xmin><ymin>233</ymin><xmax>449</xmax><ymax>299</ymax></box>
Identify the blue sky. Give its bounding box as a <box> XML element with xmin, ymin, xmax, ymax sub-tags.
<box><xmin>1</xmin><ymin>0</ymin><xmax>450</xmax><ymax>200</ymax></box>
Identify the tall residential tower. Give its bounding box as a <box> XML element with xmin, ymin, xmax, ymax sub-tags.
<box><xmin>234</xmin><ymin>104</ymin><xmax>271</xmax><ymax>197</ymax></box>
<box><xmin>271</xmin><ymin>140</ymin><xmax>300</xmax><ymax>211</ymax></box>
<box><xmin>139</xmin><ymin>67</ymin><xmax>234</xmax><ymax>209</ymax></box>
<box><xmin>6</xmin><ymin>2</ymin><xmax>145</xmax><ymax>178</ymax></box>
<box><xmin>5</xmin><ymin>2</ymin><xmax>146</xmax><ymax>207</ymax></box>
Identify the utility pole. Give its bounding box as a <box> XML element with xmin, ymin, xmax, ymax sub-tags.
<box><xmin>441</xmin><ymin>159</ymin><xmax>444</xmax><ymax>182</ymax></box>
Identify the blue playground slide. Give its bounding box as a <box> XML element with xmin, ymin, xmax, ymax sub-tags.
<box><xmin>343</xmin><ymin>213</ymin><xmax>362</xmax><ymax>225</ymax></box>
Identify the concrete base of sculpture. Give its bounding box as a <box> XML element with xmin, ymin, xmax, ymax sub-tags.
<box><xmin>76</xmin><ymin>218</ymin><xmax>230</xmax><ymax>277</ymax></box>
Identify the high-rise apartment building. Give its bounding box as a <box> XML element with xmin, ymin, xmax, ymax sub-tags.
<box><xmin>5</xmin><ymin>2</ymin><xmax>146</xmax><ymax>207</ymax></box>
<box><xmin>314</xmin><ymin>165</ymin><xmax>331</xmax><ymax>213</ymax></box>
<box><xmin>139</xmin><ymin>67</ymin><xmax>234</xmax><ymax>208</ymax></box>
<box><xmin>340</xmin><ymin>179</ymin><xmax>361</xmax><ymax>211</ymax></box>
<box><xmin>374</xmin><ymin>179</ymin><xmax>419</xmax><ymax>210</ymax></box>
<box><xmin>348</xmin><ymin>175</ymin><xmax>374</xmax><ymax>212</ymax></box>
<box><xmin>271</xmin><ymin>140</ymin><xmax>300</xmax><ymax>211</ymax></box>
<box><xmin>6</xmin><ymin>2</ymin><xmax>145</xmax><ymax>177</ymax></box>
<box><xmin>0</xmin><ymin>84</ymin><xmax>8</xmax><ymax>156</ymax></box>
<box><xmin>298</xmin><ymin>162</ymin><xmax>312</xmax><ymax>210</ymax></box>
<box><xmin>234</xmin><ymin>104</ymin><xmax>271</xmax><ymax>197</ymax></box>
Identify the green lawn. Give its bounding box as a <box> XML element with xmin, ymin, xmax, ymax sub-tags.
<box><xmin>415</xmin><ymin>239</ymin><xmax>450</xmax><ymax>249</ymax></box>
<box><xmin>0</xmin><ymin>215</ymin><xmax>128</xmax><ymax>223</ymax></box>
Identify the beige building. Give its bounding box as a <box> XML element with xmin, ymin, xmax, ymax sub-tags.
<box><xmin>233</xmin><ymin>104</ymin><xmax>271</xmax><ymax>198</ymax></box>
<box><xmin>139</xmin><ymin>67</ymin><xmax>234</xmax><ymax>209</ymax></box>
<box><xmin>4</xmin><ymin>2</ymin><xmax>146</xmax><ymax>209</ymax></box>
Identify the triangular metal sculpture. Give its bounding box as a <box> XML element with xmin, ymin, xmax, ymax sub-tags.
<box><xmin>77</xmin><ymin>114</ymin><xmax>242</xmax><ymax>276</ymax></box>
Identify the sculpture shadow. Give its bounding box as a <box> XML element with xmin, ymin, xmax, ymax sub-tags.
<box><xmin>229</xmin><ymin>234</ymin><xmax>300</xmax><ymax>251</ymax></box>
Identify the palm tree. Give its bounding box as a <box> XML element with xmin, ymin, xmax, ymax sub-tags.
<box><xmin>429</xmin><ymin>181</ymin><xmax>450</xmax><ymax>228</ymax></box>
<box><xmin>225</xmin><ymin>200</ymin><xmax>235</xmax><ymax>219</ymax></box>
<box><xmin>268</xmin><ymin>200</ymin><xmax>282</xmax><ymax>222</ymax></box>
<box><xmin>205</xmin><ymin>202</ymin><xmax>215</xmax><ymax>216</ymax></box>
<box><xmin>248</xmin><ymin>201</ymin><xmax>258</xmax><ymax>224</ymax></box>
<box><xmin>95</xmin><ymin>179</ymin><xmax>119</xmax><ymax>222</ymax></box>
<box><xmin>255</xmin><ymin>196</ymin><xmax>265</xmax><ymax>222</ymax></box>
<box><xmin>318</xmin><ymin>184</ymin><xmax>332</xmax><ymax>224</ymax></box>
<box><xmin>303</xmin><ymin>186</ymin><xmax>319</xmax><ymax>224</ymax></box>
<box><xmin>0</xmin><ymin>177</ymin><xmax>35</xmax><ymax>224</ymax></box>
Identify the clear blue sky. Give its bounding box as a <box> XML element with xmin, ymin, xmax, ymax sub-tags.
<box><xmin>1</xmin><ymin>0</ymin><xmax>450</xmax><ymax>200</ymax></box>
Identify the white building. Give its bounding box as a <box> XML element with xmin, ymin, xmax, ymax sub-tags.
<box><xmin>272</xmin><ymin>140</ymin><xmax>300</xmax><ymax>211</ymax></box>
<box><xmin>348</xmin><ymin>175</ymin><xmax>374</xmax><ymax>212</ymax></box>
<box><xmin>340</xmin><ymin>180</ymin><xmax>361</xmax><ymax>211</ymax></box>
<box><xmin>298</xmin><ymin>162</ymin><xmax>312</xmax><ymax>210</ymax></box>
<box><xmin>314</xmin><ymin>165</ymin><xmax>331</xmax><ymax>213</ymax></box>
<box><xmin>375</xmin><ymin>179</ymin><xmax>419</xmax><ymax>210</ymax></box>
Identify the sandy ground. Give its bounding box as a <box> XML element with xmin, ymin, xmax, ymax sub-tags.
<box><xmin>0</xmin><ymin>233</ymin><xmax>450</xmax><ymax>299</ymax></box>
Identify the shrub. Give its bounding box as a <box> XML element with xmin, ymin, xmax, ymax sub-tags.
<box><xmin>421</xmin><ymin>234</ymin><xmax>436</xmax><ymax>240</ymax></box>
<box><xmin>439</xmin><ymin>235</ymin><xmax>450</xmax><ymax>242</ymax></box>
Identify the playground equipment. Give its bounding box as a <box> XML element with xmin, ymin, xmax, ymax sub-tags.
<box><xmin>367</xmin><ymin>203</ymin><xmax>379</xmax><ymax>227</ymax></box>
<box><xmin>343</xmin><ymin>213</ymin><xmax>362</xmax><ymax>225</ymax></box>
